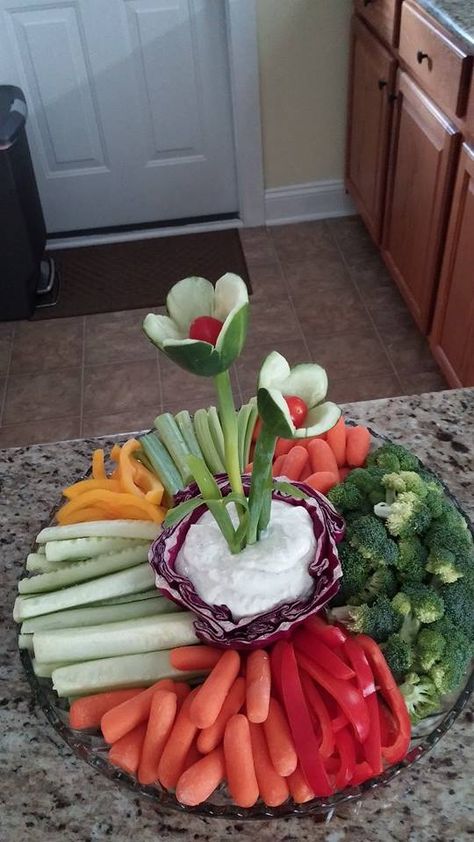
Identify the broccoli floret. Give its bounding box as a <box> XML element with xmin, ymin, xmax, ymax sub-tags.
<box><xmin>424</xmin><ymin>516</ymin><xmax>473</xmax><ymax>584</ymax></box>
<box><xmin>383</xmin><ymin>633</ymin><xmax>414</xmax><ymax>681</ymax></box>
<box><xmin>383</xmin><ymin>471</ymin><xmax>427</xmax><ymax>498</ymax></box>
<box><xmin>438</xmin><ymin>579</ymin><xmax>474</xmax><ymax>639</ymax></box>
<box><xmin>331</xmin><ymin>595</ymin><xmax>401</xmax><ymax>642</ymax></box>
<box><xmin>346</xmin><ymin>515</ymin><xmax>397</xmax><ymax>565</ymax></box>
<box><xmin>327</xmin><ymin>481</ymin><xmax>366</xmax><ymax>515</ymax></box>
<box><xmin>357</xmin><ymin>566</ymin><xmax>398</xmax><ymax>604</ymax></box>
<box><xmin>367</xmin><ymin>442</ymin><xmax>420</xmax><ymax>473</ymax></box>
<box><xmin>428</xmin><ymin>619</ymin><xmax>472</xmax><ymax>695</ymax></box>
<box><xmin>392</xmin><ymin>584</ymin><xmax>444</xmax><ymax>625</ymax></box>
<box><xmin>395</xmin><ymin>536</ymin><xmax>428</xmax><ymax>584</ymax></box>
<box><xmin>416</xmin><ymin>626</ymin><xmax>446</xmax><ymax>671</ymax></box>
<box><xmin>399</xmin><ymin>674</ymin><xmax>440</xmax><ymax>724</ymax></box>
<box><xmin>347</xmin><ymin>467</ymin><xmax>386</xmax><ymax>505</ymax></box>
<box><xmin>375</xmin><ymin>491</ymin><xmax>432</xmax><ymax>538</ymax></box>
<box><xmin>426</xmin><ymin>548</ymin><xmax>463</xmax><ymax>584</ymax></box>
<box><xmin>331</xmin><ymin>543</ymin><xmax>372</xmax><ymax>606</ymax></box>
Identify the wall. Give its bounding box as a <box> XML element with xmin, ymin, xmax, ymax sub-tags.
<box><xmin>256</xmin><ymin>0</ymin><xmax>352</xmax><ymax>189</ymax></box>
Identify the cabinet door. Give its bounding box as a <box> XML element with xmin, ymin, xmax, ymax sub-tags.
<box><xmin>430</xmin><ymin>144</ymin><xmax>474</xmax><ymax>387</ymax></box>
<box><xmin>346</xmin><ymin>17</ymin><xmax>396</xmax><ymax>241</ymax></box>
<box><xmin>382</xmin><ymin>72</ymin><xmax>461</xmax><ymax>332</ymax></box>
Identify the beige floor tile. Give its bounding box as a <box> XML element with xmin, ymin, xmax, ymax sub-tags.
<box><xmin>247</xmin><ymin>297</ymin><xmax>303</xmax><ymax>348</ymax></box>
<box><xmin>307</xmin><ymin>328</ymin><xmax>395</xmax><ymax>382</ymax></box>
<box><xmin>82</xmin><ymin>409</ymin><xmax>154</xmax><ymax>438</ymax></box>
<box><xmin>0</xmin><ymin>416</ymin><xmax>80</xmax><ymax>448</ymax></box>
<box><xmin>271</xmin><ymin>221</ymin><xmax>340</xmax><ymax>263</ymax></box>
<box><xmin>3</xmin><ymin>368</ymin><xmax>82</xmax><ymax>425</ymax></box>
<box><xmin>83</xmin><ymin>359</ymin><xmax>161</xmax><ymax>417</ymax></box>
<box><xmin>294</xmin><ymin>288</ymin><xmax>370</xmax><ymax>339</ymax></box>
<box><xmin>282</xmin><ymin>257</ymin><xmax>353</xmax><ymax>297</ymax></box>
<box><xmin>0</xmin><ymin>322</ymin><xmax>14</xmax><ymax>376</ymax></box>
<box><xmin>328</xmin><ymin>374</ymin><xmax>403</xmax><ymax>405</ymax></box>
<box><xmin>248</xmin><ymin>263</ymin><xmax>290</xmax><ymax>300</ymax></box>
<box><xmin>235</xmin><ymin>338</ymin><xmax>310</xmax><ymax>402</ymax></box>
<box><xmin>85</xmin><ymin>308</ymin><xmax>157</xmax><ymax>366</ymax></box>
<box><xmin>159</xmin><ymin>356</ymin><xmax>226</xmax><ymax>414</ymax></box>
<box><xmin>398</xmin><ymin>371</ymin><xmax>448</xmax><ymax>395</ymax></box>
<box><xmin>239</xmin><ymin>227</ymin><xmax>276</xmax><ymax>265</ymax></box>
<box><xmin>9</xmin><ymin>316</ymin><xmax>84</xmax><ymax>375</ymax></box>
<box><xmin>384</xmin><ymin>332</ymin><xmax>440</xmax><ymax>374</ymax></box>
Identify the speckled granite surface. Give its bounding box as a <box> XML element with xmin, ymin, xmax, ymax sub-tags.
<box><xmin>1</xmin><ymin>389</ymin><xmax>473</xmax><ymax>842</ymax></box>
<box><xmin>416</xmin><ymin>0</ymin><xmax>474</xmax><ymax>50</ymax></box>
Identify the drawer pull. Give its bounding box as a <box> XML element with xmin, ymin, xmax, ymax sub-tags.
<box><xmin>378</xmin><ymin>79</ymin><xmax>388</xmax><ymax>90</ymax></box>
<box><xmin>363</xmin><ymin>0</ymin><xmax>374</xmax><ymax>6</ymax></box>
<box><xmin>416</xmin><ymin>50</ymin><xmax>430</xmax><ymax>65</ymax></box>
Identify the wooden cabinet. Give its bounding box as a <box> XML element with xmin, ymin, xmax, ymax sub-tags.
<box><xmin>430</xmin><ymin>144</ymin><xmax>474</xmax><ymax>386</ymax></box>
<box><xmin>346</xmin><ymin>17</ymin><xmax>396</xmax><ymax>241</ymax></box>
<box><xmin>382</xmin><ymin>72</ymin><xmax>460</xmax><ymax>331</ymax></box>
<box><xmin>354</xmin><ymin>0</ymin><xmax>401</xmax><ymax>47</ymax></box>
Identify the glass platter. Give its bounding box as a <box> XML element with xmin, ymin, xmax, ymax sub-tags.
<box><xmin>18</xmin><ymin>423</ymin><xmax>474</xmax><ymax>820</ymax></box>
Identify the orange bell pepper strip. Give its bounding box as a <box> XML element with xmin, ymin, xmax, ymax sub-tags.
<box><xmin>56</xmin><ymin>489</ymin><xmax>164</xmax><ymax>524</ymax></box>
<box><xmin>133</xmin><ymin>460</ymin><xmax>164</xmax><ymax>505</ymax></box>
<box><xmin>92</xmin><ymin>449</ymin><xmax>107</xmax><ymax>480</ymax></box>
<box><xmin>57</xmin><ymin>507</ymin><xmax>114</xmax><ymax>524</ymax></box>
<box><xmin>111</xmin><ymin>444</ymin><xmax>121</xmax><ymax>462</ymax></box>
<box><xmin>62</xmin><ymin>478</ymin><xmax>123</xmax><ymax>499</ymax></box>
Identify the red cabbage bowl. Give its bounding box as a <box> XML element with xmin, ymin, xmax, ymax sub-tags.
<box><xmin>148</xmin><ymin>474</ymin><xmax>345</xmax><ymax>649</ymax></box>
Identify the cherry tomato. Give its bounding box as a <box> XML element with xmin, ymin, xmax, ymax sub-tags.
<box><xmin>189</xmin><ymin>316</ymin><xmax>224</xmax><ymax>345</ymax></box>
<box><xmin>284</xmin><ymin>395</ymin><xmax>308</xmax><ymax>428</ymax></box>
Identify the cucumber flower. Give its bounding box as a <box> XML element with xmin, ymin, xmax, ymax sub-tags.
<box><xmin>257</xmin><ymin>351</ymin><xmax>341</xmax><ymax>438</ymax></box>
<box><xmin>143</xmin><ymin>273</ymin><xmax>249</xmax><ymax>376</ymax></box>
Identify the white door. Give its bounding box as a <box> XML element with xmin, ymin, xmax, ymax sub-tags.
<box><xmin>0</xmin><ymin>0</ymin><xmax>238</xmax><ymax>232</ymax></box>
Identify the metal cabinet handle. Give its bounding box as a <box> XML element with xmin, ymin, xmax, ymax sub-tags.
<box><xmin>363</xmin><ymin>0</ymin><xmax>374</xmax><ymax>6</ymax></box>
<box><xmin>417</xmin><ymin>50</ymin><xmax>430</xmax><ymax>64</ymax></box>
<box><xmin>378</xmin><ymin>79</ymin><xmax>388</xmax><ymax>90</ymax></box>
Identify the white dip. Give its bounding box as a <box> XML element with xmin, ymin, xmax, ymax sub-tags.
<box><xmin>176</xmin><ymin>500</ymin><xmax>316</xmax><ymax>619</ymax></box>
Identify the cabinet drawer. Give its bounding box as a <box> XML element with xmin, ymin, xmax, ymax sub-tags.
<box><xmin>354</xmin><ymin>0</ymin><xmax>400</xmax><ymax>46</ymax></box>
<box><xmin>399</xmin><ymin>0</ymin><xmax>472</xmax><ymax>117</ymax></box>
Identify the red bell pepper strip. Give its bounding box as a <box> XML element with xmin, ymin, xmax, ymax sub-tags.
<box><xmin>280</xmin><ymin>642</ymin><xmax>333</xmax><ymax>796</ymax></box>
<box><xmin>270</xmin><ymin>640</ymin><xmax>285</xmax><ymax>702</ymax></box>
<box><xmin>293</xmin><ymin>630</ymin><xmax>356</xmax><ymax>681</ymax></box>
<box><xmin>343</xmin><ymin>637</ymin><xmax>376</xmax><ymax>697</ymax></box>
<box><xmin>331</xmin><ymin>713</ymin><xmax>349</xmax><ymax>733</ymax></box>
<box><xmin>362</xmin><ymin>691</ymin><xmax>383</xmax><ymax>775</ymax></box>
<box><xmin>303</xmin><ymin>614</ymin><xmax>347</xmax><ymax>646</ymax></box>
<box><xmin>356</xmin><ymin>635</ymin><xmax>411</xmax><ymax>764</ymax></box>
<box><xmin>378</xmin><ymin>698</ymin><xmax>398</xmax><ymax>747</ymax></box>
<box><xmin>299</xmin><ymin>670</ymin><xmax>334</xmax><ymax>760</ymax></box>
<box><xmin>333</xmin><ymin>726</ymin><xmax>356</xmax><ymax>790</ymax></box>
<box><xmin>297</xmin><ymin>651</ymin><xmax>370</xmax><ymax>743</ymax></box>
<box><xmin>351</xmin><ymin>761</ymin><xmax>374</xmax><ymax>786</ymax></box>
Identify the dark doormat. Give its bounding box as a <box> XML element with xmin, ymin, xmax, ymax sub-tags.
<box><xmin>33</xmin><ymin>228</ymin><xmax>251</xmax><ymax>320</ymax></box>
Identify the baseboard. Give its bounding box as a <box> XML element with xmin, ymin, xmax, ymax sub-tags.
<box><xmin>265</xmin><ymin>179</ymin><xmax>356</xmax><ymax>226</ymax></box>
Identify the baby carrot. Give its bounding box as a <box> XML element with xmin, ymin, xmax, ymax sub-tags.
<box><xmin>108</xmin><ymin>722</ymin><xmax>147</xmax><ymax>776</ymax></box>
<box><xmin>101</xmin><ymin>678</ymin><xmax>174</xmax><ymax>744</ymax></box>
<box><xmin>224</xmin><ymin>714</ymin><xmax>259</xmax><ymax>808</ymax></box>
<box><xmin>272</xmin><ymin>454</ymin><xmax>287</xmax><ymax>478</ymax></box>
<box><xmin>307</xmin><ymin>439</ymin><xmax>339</xmax><ymax>477</ymax></box>
<box><xmin>183</xmin><ymin>738</ymin><xmax>202</xmax><ymax>771</ymax></box>
<box><xmin>326</xmin><ymin>417</ymin><xmax>347</xmax><ymax>468</ymax></box>
<box><xmin>176</xmin><ymin>747</ymin><xmax>226</xmax><ymax>806</ymax></box>
<box><xmin>246</xmin><ymin>650</ymin><xmax>271</xmax><ymax>724</ymax></box>
<box><xmin>339</xmin><ymin>467</ymin><xmax>351</xmax><ymax>481</ymax></box>
<box><xmin>197</xmin><ymin>676</ymin><xmax>246</xmax><ymax>754</ymax></box>
<box><xmin>274</xmin><ymin>438</ymin><xmax>294</xmax><ymax>459</ymax></box>
<box><xmin>345</xmin><ymin>426</ymin><xmax>371</xmax><ymax>467</ymax></box>
<box><xmin>280</xmin><ymin>445</ymin><xmax>308</xmax><ymax>481</ymax></box>
<box><xmin>137</xmin><ymin>690</ymin><xmax>177</xmax><ymax>785</ymax></box>
<box><xmin>173</xmin><ymin>682</ymin><xmax>192</xmax><ymax>706</ymax></box>
<box><xmin>287</xmin><ymin>764</ymin><xmax>315</xmax><ymax>804</ymax></box>
<box><xmin>249</xmin><ymin>722</ymin><xmax>289</xmax><ymax>807</ymax></box>
<box><xmin>262</xmin><ymin>697</ymin><xmax>298</xmax><ymax>777</ymax></box>
<box><xmin>304</xmin><ymin>471</ymin><xmax>339</xmax><ymax>494</ymax></box>
<box><xmin>189</xmin><ymin>650</ymin><xmax>241</xmax><ymax>729</ymax></box>
<box><xmin>157</xmin><ymin>688</ymin><xmax>200</xmax><ymax>789</ymax></box>
<box><xmin>69</xmin><ymin>689</ymin><xmax>142</xmax><ymax>730</ymax></box>
<box><xmin>170</xmin><ymin>645</ymin><xmax>222</xmax><ymax>672</ymax></box>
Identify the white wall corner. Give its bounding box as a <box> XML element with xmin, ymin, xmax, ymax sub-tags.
<box><xmin>265</xmin><ymin>180</ymin><xmax>355</xmax><ymax>226</ymax></box>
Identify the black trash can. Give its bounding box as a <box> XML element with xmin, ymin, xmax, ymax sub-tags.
<box><xmin>0</xmin><ymin>85</ymin><xmax>53</xmax><ymax>320</ymax></box>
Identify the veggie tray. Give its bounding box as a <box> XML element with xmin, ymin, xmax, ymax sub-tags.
<box><xmin>14</xmin><ymin>274</ymin><xmax>474</xmax><ymax>820</ymax></box>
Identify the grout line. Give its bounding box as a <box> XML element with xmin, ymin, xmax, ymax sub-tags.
<box><xmin>79</xmin><ymin>316</ymin><xmax>87</xmax><ymax>436</ymax></box>
<box><xmin>267</xmin><ymin>243</ymin><xmax>313</xmax><ymax>362</ymax></box>
<box><xmin>325</xmin><ymin>222</ymin><xmax>406</xmax><ymax>393</ymax></box>
<box><xmin>0</xmin><ymin>322</ymin><xmax>15</xmax><ymax>427</ymax></box>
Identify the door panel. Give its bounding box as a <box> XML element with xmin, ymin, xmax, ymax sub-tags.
<box><xmin>0</xmin><ymin>0</ymin><xmax>238</xmax><ymax>232</ymax></box>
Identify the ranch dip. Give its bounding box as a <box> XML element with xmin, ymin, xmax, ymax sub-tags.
<box><xmin>176</xmin><ymin>500</ymin><xmax>316</xmax><ymax>619</ymax></box>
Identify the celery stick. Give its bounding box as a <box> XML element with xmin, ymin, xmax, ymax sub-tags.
<box><xmin>21</xmin><ymin>596</ymin><xmax>170</xmax><ymax>634</ymax></box>
<box><xmin>140</xmin><ymin>433</ymin><xmax>183</xmax><ymax>497</ymax></box>
<box><xmin>18</xmin><ymin>633</ymin><xmax>34</xmax><ymax>651</ymax></box>
<box><xmin>243</xmin><ymin>402</ymin><xmax>258</xmax><ymax>470</ymax></box>
<box><xmin>36</xmin><ymin>520</ymin><xmax>160</xmax><ymax>543</ymax></box>
<box><xmin>13</xmin><ymin>563</ymin><xmax>154</xmax><ymax>622</ymax></box>
<box><xmin>207</xmin><ymin>406</ymin><xmax>226</xmax><ymax>465</ymax></box>
<box><xmin>19</xmin><ymin>544</ymin><xmax>149</xmax><ymax>595</ymax></box>
<box><xmin>26</xmin><ymin>553</ymin><xmax>64</xmax><ymax>574</ymax></box>
<box><xmin>175</xmin><ymin>410</ymin><xmax>204</xmax><ymax>461</ymax></box>
<box><xmin>34</xmin><ymin>659</ymin><xmax>73</xmax><ymax>679</ymax></box>
<box><xmin>193</xmin><ymin>408</ymin><xmax>225</xmax><ymax>474</ymax></box>
<box><xmin>237</xmin><ymin>403</ymin><xmax>255</xmax><ymax>471</ymax></box>
<box><xmin>154</xmin><ymin>413</ymin><xmax>193</xmax><ymax>485</ymax></box>
<box><xmin>45</xmin><ymin>536</ymin><xmax>144</xmax><ymax>563</ymax></box>
<box><xmin>37</xmin><ymin>545</ymin><xmax>46</xmax><ymax>555</ymax></box>
<box><xmin>34</xmin><ymin>611</ymin><xmax>197</xmax><ymax>663</ymax></box>
<box><xmin>52</xmin><ymin>650</ymin><xmax>202</xmax><ymax>697</ymax></box>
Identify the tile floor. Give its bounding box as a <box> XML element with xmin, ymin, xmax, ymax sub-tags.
<box><xmin>0</xmin><ymin>216</ymin><xmax>447</xmax><ymax>448</ymax></box>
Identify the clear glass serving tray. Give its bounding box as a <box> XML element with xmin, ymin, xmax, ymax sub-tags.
<box><xmin>18</xmin><ymin>424</ymin><xmax>474</xmax><ymax>820</ymax></box>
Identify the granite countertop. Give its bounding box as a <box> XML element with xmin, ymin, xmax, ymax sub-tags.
<box><xmin>415</xmin><ymin>0</ymin><xmax>474</xmax><ymax>50</ymax></box>
<box><xmin>1</xmin><ymin>389</ymin><xmax>473</xmax><ymax>842</ymax></box>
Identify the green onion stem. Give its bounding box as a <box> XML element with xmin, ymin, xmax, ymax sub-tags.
<box><xmin>247</xmin><ymin>425</ymin><xmax>277</xmax><ymax>545</ymax></box>
<box><xmin>214</xmin><ymin>371</ymin><xmax>244</xmax><ymax>500</ymax></box>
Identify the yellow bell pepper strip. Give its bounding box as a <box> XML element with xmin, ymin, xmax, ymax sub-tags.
<box><xmin>132</xmin><ymin>460</ymin><xmax>164</xmax><ymax>504</ymax></box>
<box><xmin>111</xmin><ymin>444</ymin><xmax>121</xmax><ymax>462</ymax></box>
<box><xmin>58</xmin><ymin>507</ymin><xmax>114</xmax><ymax>524</ymax></box>
<box><xmin>92</xmin><ymin>449</ymin><xmax>107</xmax><ymax>480</ymax></box>
<box><xmin>119</xmin><ymin>439</ymin><xmax>147</xmax><ymax>497</ymax></box>
<box><xmin>62</xmin><ymin>478</ymin><xmax>123</xmax><ymax>500</ymax></box>
<box><xmin>145</xmin><ymin>489</ymin><xmax>164</xmax><ymax>506</ymax></box>
<box><xmin>56</xmin><ymin>490</ymin><xmax>164</xmax><ymax>524</ymax></box>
